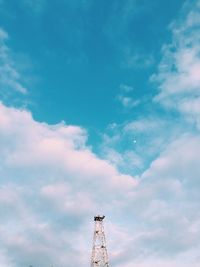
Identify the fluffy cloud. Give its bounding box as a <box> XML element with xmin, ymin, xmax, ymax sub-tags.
<box><xmin>0</xmin><ymin>103</ymin><xmax>137</xmax><ymax>267</ymax></box>
<box><xmin>99</xmin><ymin>2</ymin><xmax>200</xmax><ymax>266</ymax></box>
<box><xmin>103</xmin><ymin>133</ymin><xmax>200</xmax><ymax>267</ymax></box>
<box><xmin>100</xmin><ymin>114</ymin><xmax>186</xmax><ymax>176</ymax></box>
<box><xmin>0</xmin><ymin>100</ymin><xmax>200</xmax><ymax>267</ymax></box>
<box><xmin>152</xmin><ymin>0</ymin><xmax>200</xmax><ymax>128</ymax></box>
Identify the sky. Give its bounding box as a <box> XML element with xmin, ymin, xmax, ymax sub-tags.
<box><xmin>0</xmin><ymin>0</ymin><xmax>200</xmax><ymax>267</ymax></box>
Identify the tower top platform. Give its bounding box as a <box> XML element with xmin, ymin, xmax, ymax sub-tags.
<box><xmin>94</xmin><ymin>215</ymin><xmax>105</xmax><ymax>221</ymax></box>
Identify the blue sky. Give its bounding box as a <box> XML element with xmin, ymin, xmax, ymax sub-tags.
<box><xmin>0</xmin><ymin>1</ymin><xmax>200</xmax><ymax>267</ymax></box>
<box><xmin>0</xmin><ymin>0</ymin><xmax>183</xmax><ymax>128</ymax></box>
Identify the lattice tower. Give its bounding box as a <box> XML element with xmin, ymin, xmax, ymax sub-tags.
<box><xmin>90</xmin><ymin>215</ymin><xmax>109</xmax><ymax>267</ymax></box>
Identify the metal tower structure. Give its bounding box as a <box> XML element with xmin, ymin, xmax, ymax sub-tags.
<box><xmin>91</xmin><ymin>215</ymin><xmax>109</xmax><ymax>267</ymax></box>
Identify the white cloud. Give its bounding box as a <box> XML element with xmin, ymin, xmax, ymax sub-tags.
<box><xmin>97</xmin><ymin>2</ymin><xmax>200</xmax><ymax>265</ymax></box>
<box><xmin>105</xmin><ymin>133</ymin><xmax>200</xmax><ymax>267</ymax></box>
<box><xmin>100</xmin><ymin>114</ymin><xmax>186</xmax><ymax>177</ymax></box>
<box><xmin>137</xmin><ymin>134</ymin><xmax>200</xmax><ymax>251</ymax></box>
<box><xmin>152</xmin><ymin>0</ymin><xmax>200</xmax><ymax>128</ymax></box>
<box><xmin>0</xmin><ymin>28</ymin><xmax>27</xmax><ymax>99</ymax></box>
<box><xmin>1</xmin><ymin>100</ymin><xmax>200</xmax><ymax>267</ymax></box>
<box><xmin>117</xmin><ymin>95</ymin><xmax>140</xmax><ymax>109</ymax></box>
<box><xmin>116</xmin><ymin>83</ymin><xmax>140</xmax><ymax>110</ymax></box>
<box><xmin>0</xmin><ymin>102</ymin><xmax>138</xmax><ymax>267</ymax></box>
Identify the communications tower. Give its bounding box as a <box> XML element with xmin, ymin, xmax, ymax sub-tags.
<box><xmin>90</xmin><ymin>215</ymin><xmax>109</xmax><ymax>267</ymax></box>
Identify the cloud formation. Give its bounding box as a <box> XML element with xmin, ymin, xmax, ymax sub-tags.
<box><xmin>152</xmin><ymin>0</ymin><xmax>200</xmax><ymax>128</ymax></box>
<box><xmin>116</xmin><ymin>83</ymin><xmax>140</xmax><ymax>110</ymax></box>
<box><xmin>0</xmin><ymin>1</ymin><xmax>200</xmax><ymax>267</ymax></box>
<box><xmin>98</xmin><ymin>2</ymin><xmax>200</xmax><ymax>265</ymax></box>
<box><xmin>0</xmin><ymin>28</ymin><xmax>27</xmax><ymax>97</ymax></box>
<box><xmin>1</xmin><ymin>95</ymin><xmax>200</xmax><ymax>267</ymax></box>
<box><xmin>0</xmin><ymin>103</ymin><xmax>137</xmax><ymax>267</ymax></box>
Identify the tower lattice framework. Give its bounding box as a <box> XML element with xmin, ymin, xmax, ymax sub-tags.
<box><xmin>91</xmin><ymin>215</ymin><xmax>109</xmax><ymax>267</ymax></box>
